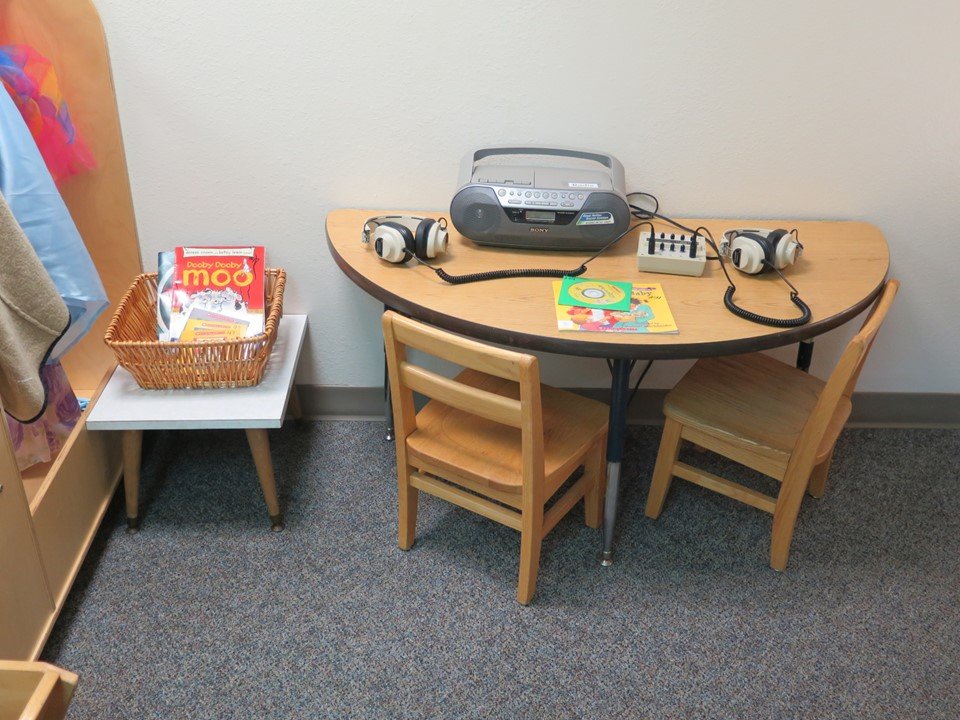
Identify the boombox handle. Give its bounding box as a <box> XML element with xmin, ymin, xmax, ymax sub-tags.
<box><xmin>461</xmin><ymin>146</ymin><xmax>626</xmax><ymax>190</ymax></box>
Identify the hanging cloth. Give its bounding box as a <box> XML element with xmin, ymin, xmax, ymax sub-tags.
<box><xmin>0</xmin><ymin>45</ymin><xmax>96</xmax><ymax>185</ymax></box>
<box><xmin>0</xmin><ymin>191</ymin><xmax>70</xmax><ymax>422</ymax></box>
<box><xmin>0</xmin><ymin>87</ymin><xmax>107</xmax><ymax>360</ymax></box>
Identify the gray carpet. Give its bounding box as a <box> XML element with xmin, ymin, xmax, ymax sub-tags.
<box><xmin>43</xmin><ymin>422</ymin><xmax>960</xmax><ymax>719</ymax></box>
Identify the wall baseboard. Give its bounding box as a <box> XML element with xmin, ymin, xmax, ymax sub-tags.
<box><xmin>297</xmin><ymin>386</ymin><xmax>960</xmax><ymax>428</ymax></box>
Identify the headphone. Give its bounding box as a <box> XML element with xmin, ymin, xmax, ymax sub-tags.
<box><xmin>361</xmin><ymin>215</ymin><xmax>449</xmax><ymax>264</ymax></box>
<box><xmin>720</xmin><ymin>228</ymin><xmax>803</xmax><ymax>275</ymax></box>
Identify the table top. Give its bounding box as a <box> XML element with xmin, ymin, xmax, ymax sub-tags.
<box><xmin>86</xmin><ymin>315</ymin><xmax>307</xmax><ymax>431</ymax></box>
<box><xmin>327</xmin><ymin>209</ymin><xmax>889</xmax><ymax>359</ymax></box>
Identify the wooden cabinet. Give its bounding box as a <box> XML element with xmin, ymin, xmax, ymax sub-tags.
<box><xmin>0</xmin><ymin>660</ymin><xmax>78</xmax><ymax>719</ymax></box>
<box><xmin>0</xmin><ymin>436</ymin><xmax>54</xmax><ymax>659</ymax></box>
<box><xmin>0</xmin><ymin>0</ymin><xmax>142</xmax><ymax>659</ymax></box>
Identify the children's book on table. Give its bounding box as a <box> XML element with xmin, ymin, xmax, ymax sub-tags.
<box><xmin>553</xmin><ymin>280</ymin><xmax>679</xmax><ymax>334</ymax></box>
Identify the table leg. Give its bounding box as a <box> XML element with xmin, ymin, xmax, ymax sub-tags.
<box><xmin>122</xmin><ymin>429</ymin><xmax>143</xmax><ymax>534</ymax></box>
<box><xmin>245</xmin><ymin>428</ymin><xmax>284</xmax><ymax>531</ymax></box>
<box><xmin>601</xmin><ymin>358</ymin><xmax>633</xmax><ymax>566</ymax></box>
<box><xmin>797</xmin><ymin>339</ymin><xmax>814</xmax><ymax>372</ymax></box>
<box><xmin>384</xmin><ymin>350</ymin><xmax>395</xmax><ymax>442</ymax></box>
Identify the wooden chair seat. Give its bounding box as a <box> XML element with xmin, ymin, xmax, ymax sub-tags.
<box><xmin>664</xmin><ymin>353</ymin><xmax>851</xmax><ymax>475</ymax></box>
<box><xmin>646</xmin><ymin>280</ymin><xmax>898</xmax><ymax>571</ymax></box>
<box><xmin>407</xmin><ymin>369</ymin><xmax>608</xmax><ymax>495</ymax></box>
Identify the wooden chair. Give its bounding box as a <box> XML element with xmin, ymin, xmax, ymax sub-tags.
<box><xmin>382</xmin><ymin>311</ymin><xmax>608</xmax><ymax>604</ymax></box>
<box><xmin>0</xmin><ymin>660</ymin><xmax>77</xmax><ymax>720</ymax></box>
<box><xmin>645</xmin><ymin>280</ymin><xmax>899</xmax><ymax>570</ymax></box>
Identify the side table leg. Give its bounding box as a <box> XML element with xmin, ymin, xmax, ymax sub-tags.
<box><xmin>245</xmin><ymin>428</ymin><xmax>285</xmax><ymax>531</ymax></box>
<box><xmin>287</xmin><ymin>384</ymin><xmax>302</xmax><ymax>420</ymax></box>
<box><xmin>601</xmin><ymin>359</ymin><xmax>633</xmax><ymax>566</ymax></box>
<box><xmin>122</xmin><ymin>429</ymin><xmax>143</xmax><ymax>534</ymax></box>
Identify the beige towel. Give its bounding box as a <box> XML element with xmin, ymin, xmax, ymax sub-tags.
<box><xmin>0</xmin><ymin>192</ymin><xmax>70</xmax><ymax>422</ymax></box>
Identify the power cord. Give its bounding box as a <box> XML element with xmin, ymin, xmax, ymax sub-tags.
<box><xmin>415</xmin><ymin>221</ymin><xmax>647</xmax><ymax>284</ymax></box>
<box><xmin>606</xmin><ymin>358</ymin><xmax>655</xmax><ymax>408</ymax></box>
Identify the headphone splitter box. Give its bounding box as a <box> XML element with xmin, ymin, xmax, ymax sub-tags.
<box><xmin>637</xmin><ymin>231</ymin><xmax>707</xmax><ymax>277</ymax></box>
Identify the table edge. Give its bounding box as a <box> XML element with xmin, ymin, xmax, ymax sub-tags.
<box><xmin>327</xmin><ymin>212</ymin><xmax>888</xmax><ymax>359</ymax></box>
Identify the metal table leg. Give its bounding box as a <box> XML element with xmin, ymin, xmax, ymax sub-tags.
<box><xmin>384</xmin><ymin>304</ymin><xmax>395</xmax><ymax>442</ymax></box>
<box><xmin>796</xmin><ymin>339</ymin><xmax>814</xmax><ymax>372</ymax></box>
<box><xmin>384</xmin><ymin>351</ymin><xmax>394</xmax><ymax>442</ymax></box>
<box><xmin>601</xmin><ymin>358</ymin><xmax>633</xmax><ymax>566</ymax></box>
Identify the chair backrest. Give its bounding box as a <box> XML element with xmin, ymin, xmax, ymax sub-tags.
<box><xmin>381</xmin><ymin>311</ymin><xmax>545</xmax><ymax>484</ymax></box>
<box><xmin>788</xmin><ymin>279</ymin><xmax>899</xmax><ymax>474</ymax></box>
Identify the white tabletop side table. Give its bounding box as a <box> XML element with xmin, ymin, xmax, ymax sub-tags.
<box><xmin>86</xmin><ymin>315</ymin><xmax>308</xmax><ymax>533</ymax></box>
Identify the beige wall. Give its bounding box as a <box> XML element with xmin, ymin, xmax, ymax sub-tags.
<box><xmin>97</xmin><ymin>0</ymin><xmax>960</xmax><ymax>392</ymax></box>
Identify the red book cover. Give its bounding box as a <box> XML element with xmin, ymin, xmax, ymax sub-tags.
<box><xmin>169</xmin><ymin>246</ymin><xmax>265</xmax><ymax>341</ymax></box>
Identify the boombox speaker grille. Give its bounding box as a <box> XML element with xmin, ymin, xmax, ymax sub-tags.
<box><xmin>450</xmin><ymin>186</ymin><xmax>500</xmax><ymax>236</ymax></box>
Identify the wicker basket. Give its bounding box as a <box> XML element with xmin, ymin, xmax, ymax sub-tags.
<box><xmin>105</xmin><ymin>268</ymin><xmax>286</xmax><ymax>389</ymax></box>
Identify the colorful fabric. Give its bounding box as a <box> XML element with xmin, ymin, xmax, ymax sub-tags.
<box><xmin>4</xmin><ymin>362</ymin><xmax>81</xmax><ymax>471</ymax></box>
<box><xmin>0</xmin><ymin>45</ymin><xmax>95</xmax><ymax>185</ymax></box>
<box><xmin>0</xmin><ymin>88</ymin><xmax>108</xmax><ymax>360</ymax></box>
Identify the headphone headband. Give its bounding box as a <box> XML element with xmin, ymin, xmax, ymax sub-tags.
<box><xmin>362</xmin><ymin>215</ymin><xmax>447</xmax><ymax>244</ymax></box>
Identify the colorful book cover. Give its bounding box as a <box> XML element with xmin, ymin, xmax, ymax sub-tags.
<box><xmin>553</xmin><ymin>281</ymin><xmax>679</xmax><ymax>334</ymax></box>
<box><xmin>557</xmin><ymin>276</ymin><xmax>633</xmax><ymax>311</ymax></box>
<box><xmin>169</xmin><ymin>246</ymin><xmax>265</xmax><ymax>341</ymax></box>
<box><xmin>178</xmin><ymin>308</ymin><xmax>250</xmax><ymax>342</ymax></box>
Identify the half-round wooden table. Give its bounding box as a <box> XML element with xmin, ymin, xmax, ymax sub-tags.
<box><xmin>327</xmin><ymin>208</ymin><xmax>889</xmax><ymax>563</ymax></box>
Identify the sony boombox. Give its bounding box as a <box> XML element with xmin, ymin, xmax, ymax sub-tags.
<box><xmin>449</xmin><ymin>146</ymin><xmax>631</xmax><ymax>251</ymax></box>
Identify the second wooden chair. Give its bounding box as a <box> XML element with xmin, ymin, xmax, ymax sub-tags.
<box><xmin>645</xmin><ymin>280</ymin><xmax>899</xmax><ymax>570</ymax></box>
<box><xmin>382</xmin><ymin>311</ymin><xmax>608</xmax><ymax>604</ymax></box>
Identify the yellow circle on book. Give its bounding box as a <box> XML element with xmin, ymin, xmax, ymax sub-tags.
<box><xmin>567</xmin><ymin>280</ymin><xmax>628</xmax><ymax>307</ymax></box>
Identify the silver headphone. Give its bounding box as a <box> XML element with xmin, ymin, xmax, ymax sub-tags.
<box><xmin>719</xmin><ymin>228</ymin><xmax>803</xmax><ymax>275</ymax></box>
<box><xmin>361</xmin><ymin>215</ymin><xmax>449</xmax><ymax>264</ymax></box>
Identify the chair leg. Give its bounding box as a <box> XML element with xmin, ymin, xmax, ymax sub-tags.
<box><xmin>645</xmin><ymin>418</ymin><xmax>683</xmax><ymax>520</ymax></box>
<box><xmin>398</xmin><ymin>464</ymin><xmax>418</xmax><ymax>550</ymax></box>
<box><xmin>807</xmin><ymin>448</ymin><xmax>835</xmax><ymax>498</ymax></box>
<box><xmin>770</xmin><ymin>469</ymin><xmax>808</xmax><ymax>571</ymax></box>
<box><xmin>517</xmin><ymin>508</ymin><xmax>544</xmax><ymax>605</ymax></box>
<box><xmin>583</xmin><ymin>437</ymin><xmax>606</xmax><ymax>528</ymax></box>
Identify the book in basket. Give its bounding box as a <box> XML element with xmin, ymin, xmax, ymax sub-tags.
<box><xmin>167</xmin><ymin>246</ymin><xmax>266</xmax><ymax>342</ymax></box>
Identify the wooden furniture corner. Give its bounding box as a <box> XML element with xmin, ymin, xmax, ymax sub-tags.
<box><xmin>0</xmin><ymin>0</ymin><xmax>143</xmax><ymax>659</ymax></box>
<box><xmin>0</xmin><ymin>660</ymin><xmax>78</xmax><ymax>720</ymax></box>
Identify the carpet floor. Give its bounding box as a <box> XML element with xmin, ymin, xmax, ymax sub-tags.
<box><xmin>43</xmin><ymin>421</ymin><xmax>960</xmax><ymax>719</ymax></box>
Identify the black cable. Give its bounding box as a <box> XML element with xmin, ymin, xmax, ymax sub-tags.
<box><xmin>628</xmin><ymin>360</ymin><xmax>653</xmax><ymax>407</ymax></box>
<box><xmin>604</xmin><ymin>358</ymin><xmax>654</xmax><ymax>408</ymax></box>
<box><xmin>422</xmin><ymin>221</ymin><xmax>649</xmax><ymax>285</ymax></box>
<box><xmin>432</xmin><ymin>264</ymin><xmax>584</xmax><ymax>284</ymax></box>
<box><xmin>627</xmin><ymin>191</ymin><xmax>811</xmax><ymax>328</ymax></box>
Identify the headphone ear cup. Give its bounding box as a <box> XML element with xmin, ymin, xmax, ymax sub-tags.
<box><xmin>375</xmin><ymin>222</ymin><xmax>414</xmax><ymax>263</ymax></box>
<box><xmin>767</xmin><ymin>229</ymin><xmax>799</xmax><ymax>269</ymax></box>
<box><xmin>730</xmin><ymin>233</ymin><xmax>767</xmax><ymax>274</ymax></box>
<box><xmin>414</xmin><ymin>219</ymin><xmax>434</xmax><ymax>260</ymax></box>
<box><xmin>430</xmin><ymin>221</ymin><xmax>449</xmax><ymax>257</ymax></box>
<box><xmin>414</xmin><ymin>218</ymin><xmax>449</xmax><ymax>259</ymax></box>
